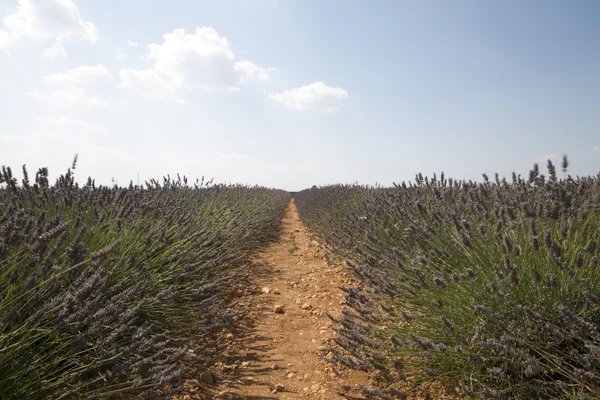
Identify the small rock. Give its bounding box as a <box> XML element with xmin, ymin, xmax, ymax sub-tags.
<box><xmin>261</xmin><ymin>287</ymin><xmax>271</xmax><ymax>294</ymax></box>
<box><xmin>287</xmin><ymin>372</ymin><xmax>296</xmax><ymax>379</ymax></box>
<box><xmin>226</xmin><ymin>333</ymin><xmax>234</xmax><ymax>339</ymax></box>
<box><xmin>182</xmin><ymin>352</ymin><xmax>197</xmax><ymax>361</ymax></box>
<box><xmin>273</xmin><ymin>383</ymin><xmax>286</xmax><ymax>393</ymax></box>
<box><xmin>273</xmin><ymin>305</ymin><xmax>285</xmax><ymax>314</ymax></box>
<box><xmin>199</xmin><ymin>370</ymin><xmax>216</xmax><ymax>385</ymax></box>
<box><xmin>311</xmin><ymin>383</ymin><xmax>320</xmax><ymax>391</ymax></box>
<box><xmin>241</xmin><ymin>361</ymin><xmax>250</xmax><ymax>367</ymax></box>
<box><xmin>295</xmin><ymin>298</ymin><xmax>302</xmax><ymax>305</ymax></box>
<box><xmin>317</xmin><ymin>345</ymin><xmax>328</xmax><ymax>352</ymax></box>
<box><xmin>273</xmin><ymin>288</ymin><xmax>281</xmax><ymax>295</ymax></box>
<box><xmin>301</xmin><ymin>303</ymin><xmax>312</xmax><ymax>310</ymax></box>
<box><xmin>270</xmin><ymin>363</ymin><xmax>278</xmax><ymax>370</ymax></box>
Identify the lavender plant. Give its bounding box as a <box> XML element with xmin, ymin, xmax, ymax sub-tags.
<box><xmin>0</xmin><ymin>159</ymin><xmax>289</xmax><ymax>399</ymax></box>
<box><xmin>296</xmin><ymin>161</ymin><xmax>600</xmax><ymax>399</ymax></box>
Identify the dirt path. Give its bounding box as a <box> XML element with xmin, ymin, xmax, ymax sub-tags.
<box><xmin>212</xmin><ymin>198</ymin><xmax>369</xmax><ymax>399</ymax></box>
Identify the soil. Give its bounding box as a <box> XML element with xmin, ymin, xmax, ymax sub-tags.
<box><xmin>220</xmin><ymin>198</ymin><xmax>370</xmax><ymax>399</ymax></box>
<box><xmin>173</xmin><ymin>198</ymin><xmax>371</xmax><ymax>399</ymax></box>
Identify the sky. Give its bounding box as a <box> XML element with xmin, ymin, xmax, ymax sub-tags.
<box><xmin>0</xmin><ymin>0</ymin><xmax>599</xmax><ymax>191</ymax></box>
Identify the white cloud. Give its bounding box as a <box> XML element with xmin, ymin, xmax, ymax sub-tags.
<box><xmin>28</xmin><ymin>87</ymin><xmax>112</xmax><ymax>108</ymax></box>
<box><xmin>3</xmin><ymin>0</ymin><xmax>98</xmax><ymax>44</ymax></box>
<box><xmin>30</xmin><ymin>65</ymin><xmax>114</xmax><ymax>108</ymax></box>
<box><xmin>593</xmin><ymin>146</ymin><xmax>600</xmax><ymax>152</ymax></box>
<box><xmin>0</xmin><ymin>29</ymin><xmax>15</xmax><ymax>49</ymax></box>
<box><xmin>120</xmin><ymin>27</ymin><xmax>273</xmax><ymax>98</ymax></box>
<box><xmin>43</xmin><ymin>64</ymin><xmax>113</xmax><ymax>85</ymax></box>
<box><xmin>535</xmin><ymin>154</ymin><xmax>561</xmax><ymax>163</ymax></box>
<box><xmin>119</xmin><ymin>68</ymin><xmax>171</xmax><ymax>91</ymax></box>
<box><xmin>266</xmin><ymin>81</ymin><xmax>349</xmax><ymax>112</ymax></box>
<box><xmin>234</xmin><ymin>60</ymin><xmax>273</xmax><ymax>83</ymax></box>
<box><xmin>42</xmin><ymin>42</ymin><xmax>67</xmax><ymax>59</ymax></box>
<box><xmin>127</xmin><ymin>39</ymin><xmax>139</xmax><ymax>47</ymax></box>
<box><xmin>2</xmin><ymin>0</ymin><xmax>97</xmax><ymax>57</ymax></box>
<box><xmin>146</xmin><ymin>27</ymin><xmax>237</xmax><ymax>91</ymax></box>
<box><xmin>119</xmin><ymin>68</ymin><xmax>184</xmax><ymax>103</ymax></box>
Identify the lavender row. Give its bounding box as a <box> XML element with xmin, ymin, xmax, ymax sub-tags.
<box><xmin>0</xmin><ymin>159</ymin><xmax>290</xmax><ymax>399</ymax></box>
<box><xmin>296</xmin><ymin>159</ymin><xmax>600</xmax><ymax>399</ymax></box>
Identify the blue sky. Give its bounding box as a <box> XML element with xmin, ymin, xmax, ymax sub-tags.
<box><xmin>0</xmin><ymin>0</ymin><xmax>598</xmax><ymax>190</ymax></box>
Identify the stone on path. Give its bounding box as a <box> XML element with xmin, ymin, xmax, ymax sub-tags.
<box><xmin>199</xmin><ymin>370</ymin><xmax>216</xmax><ymax>385</ymax></box>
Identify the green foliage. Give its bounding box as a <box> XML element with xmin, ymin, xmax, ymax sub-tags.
<box><xmin>288</xmin><ymin>243</ymin><xmax>300</xmax><ymax>255</ymax></box>
<box><xmin>288</xmin><ymin>232</ymin><xmax>299</xmax><ymax>255</ymax></box>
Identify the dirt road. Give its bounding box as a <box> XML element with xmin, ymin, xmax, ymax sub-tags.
<box><xmin>215</xmin><ymin>198</ymin><xmax>369</xmax><ymax>399</ymax></box>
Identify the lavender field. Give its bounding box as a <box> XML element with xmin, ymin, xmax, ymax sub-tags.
<box><xmin>2</xmin><ymin>156</ymin><xmax>599</xmax><ymax>400</ymax></box>
<box><xmin>1</xmin><ymin>0</ymin><xmax>598</xmax><ymax>398</ymax></box>
<box><xmin>296</xmin><ymin>158</ymin><xmax>600</xmax><ymax>399</ymax></box>
<box><xmin>0</xmin><ymin>159</ymin><xmax>289</xmax><ymax>399</ymax></box>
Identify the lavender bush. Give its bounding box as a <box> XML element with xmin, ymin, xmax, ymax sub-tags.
<box><xmin>0</xmin><ymin>159</ymin><xmax>289</xmax><ymax>399</ymax></box>
<box><xmin>296</xmin><ymin>159</ymin><xmax>600</xmax><ymax>399</ymax></box>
